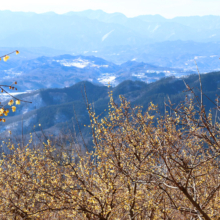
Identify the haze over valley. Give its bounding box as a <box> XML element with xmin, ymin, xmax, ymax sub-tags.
<box><xmin>0</xmin><ymin>9</ymin><xmax>220</xmax><ymax>136</ymax></box>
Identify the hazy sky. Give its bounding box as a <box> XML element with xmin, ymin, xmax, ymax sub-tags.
<box><xmin>1</xmin><ymin>0</ymin><xmax>220</xmax><ymax>18</ymax></box>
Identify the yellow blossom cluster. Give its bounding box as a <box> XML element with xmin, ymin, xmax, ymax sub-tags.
<box><xmin>3</xmin><ymin>55</ymin><xmax>10</xmax><ymax>62</ymax></box>
<box><xmin>0</xmin><ymin>91</ymin><xmax>218</xmax><ymax>219</ymax></box>
<box><xmin>0</xmin><ymin>98</ymin><xmax>21</xmax><ymax>122</ymax></box>
<box><xmin>0</xmin><ymin>50</ymin><xmax>19</xmax><ymax>62</ymax></box>
<box><xmin>0</xmin><ymin>51</ymin><xmax>22</xmax><ymax>122</ymax></box>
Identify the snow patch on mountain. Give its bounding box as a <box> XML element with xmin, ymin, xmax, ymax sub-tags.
<box><xmin>57</xmin><ymin>58</ymin><xmax>90</xmax><ymax>68</ymax></box>
<box><xmin>209</xmin><ymin>34</ymin><xmax>217</xmax><ymax>38</ymax></box>
<box><xmin>194</xmin><ymin>56</ymin><xmax>207</xmax><ymax>59</ymax></box>
<box><xmin>18</xmin><ymin>93</ymin><xmax>46</xmax><ymax>114</ymax></box>
<box><xmin>50</xmin><ymin>92</ymin><xmax>68</xmax><ymax>103</ymax></box>
<box><xmin>23</xmin><ymin>114</ymin><xmax>37</xmax><ymax>127</ymax></box>
<box><xmin>98</xmin><ymin>74</ymin><xmax>116</xmax><ymax>85</ymax></box>
<box><xmin>56</xmin><ymin>58</ymin><xmax>109</xmax><ymax>69</ymax></box>
<box><xmin>54</xmin><ymin>113</ymin><xmax>68</xmax><ymax>124</ymax></box>
<box><xmin>102</xmin><ymin>30</ymin><xmax>114</xmax><ymax>42</ymax></box>
<box><xmin>152</xmin><ymin>25</ymin><xmax>160</xmax><ymax>32</ymax></box>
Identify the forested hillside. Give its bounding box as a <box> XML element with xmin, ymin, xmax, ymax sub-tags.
<box><xmin>1</xmin><ymin>71</ymin><xmax>219</xmax><ymax>142</ymax></box>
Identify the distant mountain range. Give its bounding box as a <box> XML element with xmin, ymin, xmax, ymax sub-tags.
<box><xmin>1</xmin><ymin>71</ymin><xmax>219</xmax><ymax>144</ymax></box>
<box><xmin>1</xmin><ymin>9</ymin><xmax>220</xmax><ymax>51</ymax></box>
<box><xmin>88</xmin><ymin>41</ymin><xmax>220</xmax><ymax>71</ymax></box>
<box><xmin>0</xmin><ymin>10</ymin><xmax>220</xmax><ymax>73</ymax></box>
<box><xmin>0</xmin><ymin>54</ymin><xmax>193</xmax><ymax>92</ymax></box>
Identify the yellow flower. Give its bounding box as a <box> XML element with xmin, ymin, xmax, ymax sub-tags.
<box><xmin>16</xmin><ymin>100</ymin><xmax>20</xmax><ymax>105</ymax></box>
<box><xmin>12</xmin><ymin>106</ymin><xmax>16</xmax><ymax>112</ymax></box>
<box><xmin>8</xmin><ymin>100</ymin><xmax>14</xmax><ymax>106</ymax></box>
<box><xmin>2</xmin><ymin>119</ymin><xmax>6</xmax><ymax>122</ymax></box>
<box><xmin>8</xmin><ymin>131</ymin><xmax>11</xmax><ymax>135</ymax></box>
<box><xmin>16</xmin><ymin>50</ymin><xmax>20</xmax><ymax>55</ymax></box>
<box><xmin>39</xmin><ymin>124</ymin><xmax>41</xmax><ymax>126</ymax></box>
<box><xmin>0</xmin><ymin>108</ymin><xmax>4</xmax><ymax>114</ymax></box>
<box><xmin>3</xmin><ymin>55</ymin><xmax>10</xmax><ymax>62</ymax></box>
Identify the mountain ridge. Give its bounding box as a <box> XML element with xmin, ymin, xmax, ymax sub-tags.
<box><xmin>1</xmin><ymin>10</ymin><xmax>220</xmax><ymax>51</ymax></box>
<box><xmin>0</xmin><ymin>54</ymin><xmax>193</xmax><ymax>92</ymax></box>
<box><xmin>1</xmin><ymin>71</ymin><xmax>219</xmax><ymax>141</ymax></box>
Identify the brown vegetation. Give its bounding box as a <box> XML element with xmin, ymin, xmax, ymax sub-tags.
<box><xmin>0</xmin><ymin>83</ymin><xmax>219</xmax><ymax>220</ymax></box>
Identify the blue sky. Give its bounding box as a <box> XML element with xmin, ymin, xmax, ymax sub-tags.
<box><xmin>1</xmin><ymin>0</ymin><xmax>220</xmax><ymax>18</ymax></box>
